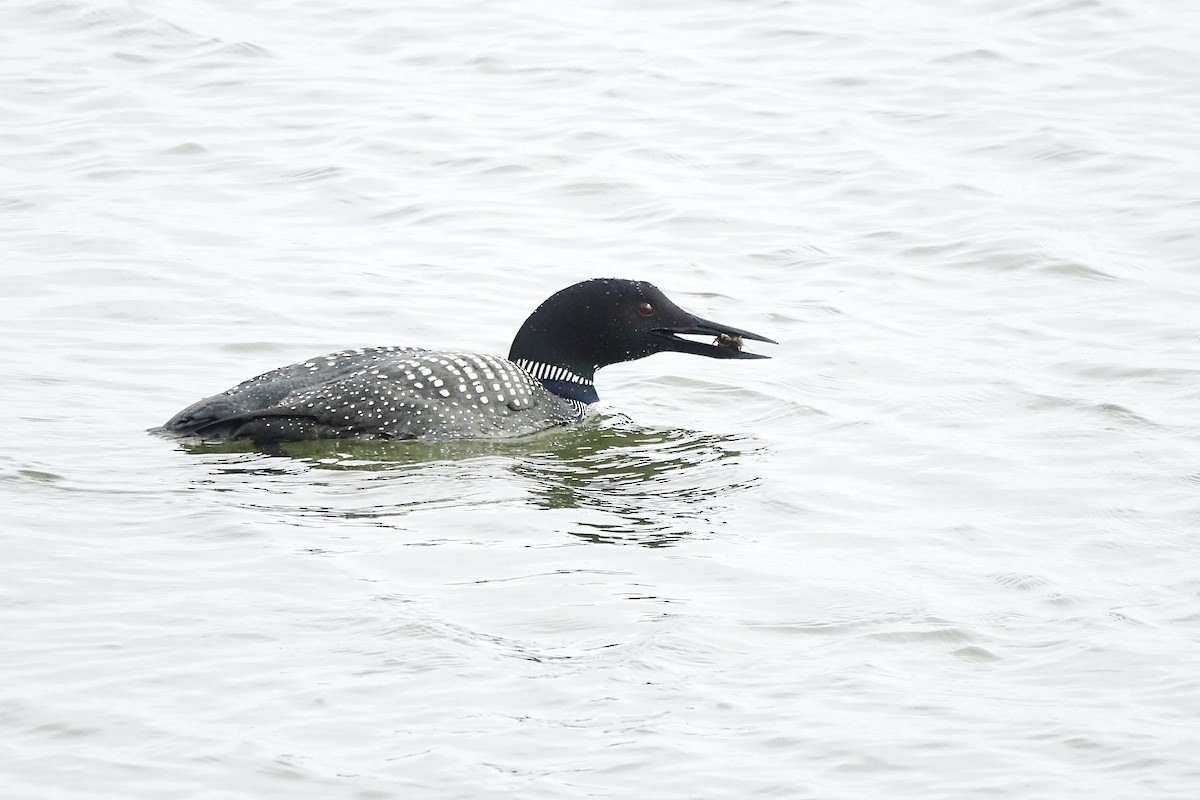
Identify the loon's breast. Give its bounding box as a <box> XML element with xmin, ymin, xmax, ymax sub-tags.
<box><xmin>163</xmin><ymin>347</ymin><xmax>585</xmax><ymax>442</ymax></box>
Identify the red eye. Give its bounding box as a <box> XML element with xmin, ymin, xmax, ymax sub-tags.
<box><xmin>637</xmin><ymin>302</ymin><xmax>654</xmax><ymax>316</ymax></box>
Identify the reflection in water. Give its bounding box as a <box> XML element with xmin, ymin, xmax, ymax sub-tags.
<box><xmin>171</xmin><ymin>414</ymin><xmax>767</xmax><ymax>547</ymax></box>
<box><xmin>512</xmin><ymin>421</ymin><xmax>764</xmax><ymax>547</ymax></box>
<box><xmin>180</xmin><ymin>434</ymin><xmax>532</xmax><ymax>470</ymax></box>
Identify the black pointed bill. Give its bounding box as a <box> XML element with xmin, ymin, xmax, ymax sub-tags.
<box><xmin>652</xmin><ymin>315</ymin><xmax>777</xmax><ymax>360</ymax></box>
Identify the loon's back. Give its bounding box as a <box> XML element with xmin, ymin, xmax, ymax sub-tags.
<box><xmin>163</xmin><ymin>347</ymin><xmax>584</xmax><ymax>442</ymax></box>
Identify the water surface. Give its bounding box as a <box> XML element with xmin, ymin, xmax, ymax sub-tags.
<box><xmin>3</xmin><ymin>0</ymin><xmax>1200</xmax><ymax>797</ymax></box>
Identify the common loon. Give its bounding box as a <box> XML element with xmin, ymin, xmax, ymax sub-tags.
<box><xmin>162</xmin><ymin>278</ymin><xmax>775</xmax><ymax>442</ymax></box>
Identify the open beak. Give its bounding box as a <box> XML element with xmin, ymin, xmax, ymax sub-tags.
<box><xmin>652</xmin><ymin>314</ymin><xmax>777</xmax><ymax>360</ymax></box>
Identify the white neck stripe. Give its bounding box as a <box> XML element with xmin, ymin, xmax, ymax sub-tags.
<box><xmin>514</xmin><ymin>359</ymin><xmax>593</xmax><ymax>386</ymax></box>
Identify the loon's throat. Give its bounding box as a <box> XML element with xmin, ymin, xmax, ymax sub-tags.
<box><xmin>513</xmin><ymin>359</ymin><xmax>599</xmax><ymax>404</ymax></box>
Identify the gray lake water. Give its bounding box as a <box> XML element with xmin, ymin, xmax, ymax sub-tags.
<box><xmin>3</xmin><ymin>0</ymin><xmax>1200</xmax><ymax>797</ymax></box>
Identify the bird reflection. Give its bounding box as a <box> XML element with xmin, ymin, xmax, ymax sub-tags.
<box><xmin>509</xmin><ymin>422</ymin><xmax>762</xmax><ymax>546</ymax></box>
<box><xmin>173</xmin><ymin>415</ymin><xmax>765</xmax><ymax>547</ymax></box>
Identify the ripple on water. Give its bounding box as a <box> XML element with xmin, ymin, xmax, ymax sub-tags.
<box><xmin>166</xmin><ymin>414</ymin><xmax>767</xmax><ymax>549</ymax></box>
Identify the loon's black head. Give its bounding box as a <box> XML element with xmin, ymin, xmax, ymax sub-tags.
<box><xmin>508</xmin><ymin>278</ymin><xmax>775</xmax><ymax>402</ymax></box>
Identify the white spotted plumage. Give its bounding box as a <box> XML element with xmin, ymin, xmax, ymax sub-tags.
<box><xmin>165</xmin><ymin>347</ymin><xmax>586</xmax><ymax>441</ymax></box>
